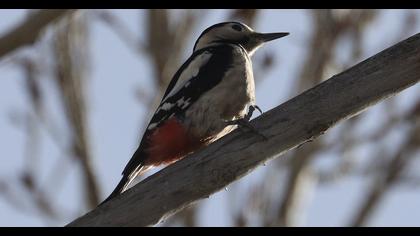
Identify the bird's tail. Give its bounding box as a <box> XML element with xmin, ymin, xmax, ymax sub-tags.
<box><xmin>99</xmin><ymin>175</ymin><xmax>131</xmax><ymax>206</ymax></box>
<box><xmin>99</xmin><ymin>165</ymin><xmax>148</xmax><ymax>206</ymax></box>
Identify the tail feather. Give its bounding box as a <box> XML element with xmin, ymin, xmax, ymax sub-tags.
<box><xmin>99</xmin><ymin>175</ymin><xmax>132</xmax><ymax>206</ymax></box>
<box><xmin>99</xmin><ymin>165</ymin><xmax>148</xmax><ymax>206</ymax></box>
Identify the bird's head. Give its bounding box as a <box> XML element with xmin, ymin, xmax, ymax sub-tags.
<box><xmin>193</xmin><ymin>22</ymin><xmax>289</xmax><ymax>56</ymax></box>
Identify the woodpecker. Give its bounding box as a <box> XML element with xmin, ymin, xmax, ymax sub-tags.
<box><xmin>101</xmin><ymin>22</ymin><xmax>288</xmax><ymax>204</ymax></box>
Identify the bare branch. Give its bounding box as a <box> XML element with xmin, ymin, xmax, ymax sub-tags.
<box><xmin>0</xmin><ymin>9</ymin><xmax>76</xmax><ymax>59</ymax></box>
<box><xmin>66</xmin><ymin>32</ymin><xmax>420</xmax><ymax>226</ymax></box>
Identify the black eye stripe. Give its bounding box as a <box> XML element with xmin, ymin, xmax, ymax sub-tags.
<box><xmin>232</xmin><ymin>24</ymin><xmax>242</xmax><ymax>31</ymax></box>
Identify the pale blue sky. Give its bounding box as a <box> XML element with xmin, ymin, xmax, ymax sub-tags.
<box><xmin>0</xmin><ymin>9</ymin><xmax>419</xmax><ymax>226</ymax></box>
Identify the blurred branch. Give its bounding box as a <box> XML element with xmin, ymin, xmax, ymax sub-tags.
<box><xmin>229</xmin><ymin>9</ymin><xmax>259</xmax><ymax>27</ymax></box>
<box><xmin>53</xmin><ymin>13</ymin><xmax>100</xmax><ymax>209</ymax></box>
<box><xmin>317</xmin><ymin>91</ymin><xmax>419</xmax><ymax>188</ymax></box>
<box><xmin>67</xmin><ymin>32</ymin><xmax>420</xmax><ymax>226</ymax></box>
<box><xmin>146</xmin><ymin>10</ymin><xmax>200</xmax><ymax>93</ymax></box>
<box><xmin>268</xmin><ymin>140</ymin><xmax>320</xmax><ymax>226</ymax></box>
<box><xmin>349</xmin><ymin>104</ymin><xmax>420</xmax><ymax>226</ymax></box>
<box><xmin>0</xmin><ymin>57</ymin><xmax>63</xmax><ymax>220</ymax></box>
<box><xmin>95</xmin><ymin>10</ymin><xmax>147</xmax><ymax>55</ymax></box>
<box><xmin>0</xmin><ymin>9</ymin><xmax>76</xmax><ymax>59</ymax></box>
<box><xmin>267</xmin><ymin>9</ymin><xmax>378</xmax><ymax>226</ymax></box>
<box><xmin>392</xmin><ymin>10</ymin><xmax>419</xmax><ymax>43</ymax></box>
<box><xmin>296</xmin><ymin>9</ymin><xmax>377</xmax><ymax>93</ymax></box>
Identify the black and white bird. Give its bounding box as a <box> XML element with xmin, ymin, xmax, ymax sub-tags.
<box><xmin>102</xmin><ymin>22</ymin><xmax>288</xmax><ymax>204</ymax></box>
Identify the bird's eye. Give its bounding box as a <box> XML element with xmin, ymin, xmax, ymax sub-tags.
<box><xmin>232</xmin><ymin>24</ymin><xmax>242</xmax><ymax>31</ymax></box>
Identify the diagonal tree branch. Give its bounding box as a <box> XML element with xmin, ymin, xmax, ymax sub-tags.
<box><xmin>0</xmin><ymin>9</ymin><xmax>76</xmax><ymax>59</ymax></box>
<box><xmin>67</xmin><ymin>33</ymin><xmax>420</xmax><ymax>227</ymax></box>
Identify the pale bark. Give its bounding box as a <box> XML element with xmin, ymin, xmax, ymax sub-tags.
<box><xmin>0</xmin><ymin>9</ymin><xmax>75</xmax><ymax>59</ymax></box>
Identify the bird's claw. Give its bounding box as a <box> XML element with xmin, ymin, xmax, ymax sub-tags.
<box><xmin>244</xmin><ymin>105</ymin><xmax>263</xmax><ymax>121</ymax></box>
<box><xmin>225</xmin><ymin>104</ymin><xmax>267</xmax><ymax>140</ymax></box>
<box><xmin>252</xmin><ymin>105</ymin><xmax>263</xmax><ymax>115</ymax></box>
<box><xmin>226</xmin><ymin>118</ymin><xmax>268</xmax><ymax>141</ymax></box>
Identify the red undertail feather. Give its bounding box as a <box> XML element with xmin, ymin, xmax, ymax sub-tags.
<box><xmin>145</xmin><ymin>117</ymin><xmax>202</xmax><ymax>166</ymax></box>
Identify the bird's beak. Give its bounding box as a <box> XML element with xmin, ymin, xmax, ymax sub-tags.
<box><xmin>254</xmin><ymin>32</ymin><xmax>289</xmax><ymax>43</ymax></box>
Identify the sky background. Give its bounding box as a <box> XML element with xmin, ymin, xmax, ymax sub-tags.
<box><xmin>0</xmin><ymin>9</ymin><xmax>419</xmax><ymax>226</ymax></box>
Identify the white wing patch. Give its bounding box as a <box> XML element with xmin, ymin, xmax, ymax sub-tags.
<box><xmin>147</xmin><ymin>51</ymin><xmax>212</xmax><ymax>131</ymax></box>
<box><xmin>147</xmin><ymin>97</ymin><xmax>192</xmax><ymax>130</ymax></box>
<box><xmin>162</xmin><ymin>51</ymin><xmax>212</xmax><ymax>103</ymax></box>
<box><xmin>147</xmin><ymin>122</ymin><xmax>158</xmax><ymax>130</ymax></box>
<box><xmin>160</xmin><ymin>102</ymin><xmax>173</xmax><ymax>110</ymax></box>
<box><xmin>155</xmin><ymin>102</ymin><xmax>174</xmax><ymax>114</ymax></box>
<box><xmin>177</xmin><ymin>97</ymin><xmax>192</xmax><ymax>109</ymax></box>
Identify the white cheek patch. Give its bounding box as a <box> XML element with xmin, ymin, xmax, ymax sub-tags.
<box><xmin>162</xmin><ymin>51</ymin><xmax>212</xmax><ymax>102</ymax></box>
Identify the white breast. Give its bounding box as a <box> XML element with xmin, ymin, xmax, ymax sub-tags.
<box><xmin>184</xmin><ymin>45</ymin><xmax>256</xmax><ymax>141</ymax></box>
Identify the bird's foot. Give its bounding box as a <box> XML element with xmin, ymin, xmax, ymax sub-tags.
<box><xmin>244</xmin><ymin>105</ymin><xmax>263</xmax><ymax>121</ymax></box>
<box><xmin>226</xmin><ymin>105</ymin><xmax>267</xmax><ymax>140</ymax></box>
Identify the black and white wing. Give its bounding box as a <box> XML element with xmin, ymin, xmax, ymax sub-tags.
<box><xmin>122</xmin><ymin>44</ymin><xmax>236</xmax><ymax>176</ymax></box>
<box><xmin>145</xmin><ymin>44</ymin><xmax>236</xmax><ymax>132</ymax></box>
